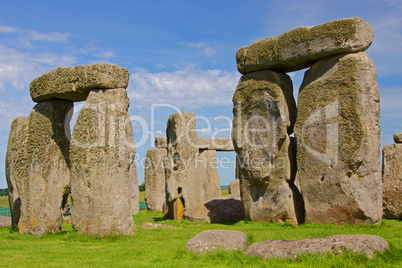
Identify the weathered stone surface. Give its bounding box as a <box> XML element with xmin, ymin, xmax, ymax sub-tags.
<box><xmin>228</xmin><ymin>180</ymin><xmax>240</xmax><ymax>197</ymax></box>
<box><xmin>155</xmin><ymin>137</ymin><xmax>167</xmax><ymax>148</ymax></box>
<box><xmin>30</xmin><ymin>63</ymin><xmax>129</xmax><ymax>102</ymax></box>
<box><xmin>382</xmin><ymin>144</ymin><xmax>402</xmax><ymax>219</ymax></box>
<box><xmin>70</xmin><ymin>88</ymin><xmax>138</xmax><ymax>236</ymax></box>
<box><xmin>141</xmin><ymin>222</ymin><xmax>180</xmax><ymax>229</ymax></box>
<box><xmin>18</xmin><ymin>100</ymin><xmax>72</xmax><ymax>236</ymax></box>
<box><xmin>165</xmin><ymin>111</ymin><xmax>221</xmax><ymax>219</ymax></box>
<box><xmin>5</xmin><ymin>117</ymin><xmax>28</xmax><ymax>230</ymax></box>
<box><xmin>294</xmin><ymin>52</ymin><xmax>382</xmax><ymax>225</ymax></box>
<box><xmin>196</xmin><ymin>138</ymin><xmax>235</xmax><ymax>151</ymax></box>
<box><xmin>183</xmin><ymin>195</ymin><xmax>244</xmax><ymax>223</ymax></box>
<box><xmin>237</xmin><ymin>17</ymin><xmax>374</xmax><ymax>74</ymax></box>
<box><xmin>232</xmin><ymin>70</ymin><xmax>300</xmax><ymax>224</ymax></box>
<box><xmin>394</xmin><ymin>133</ymin><xmax>402</xmax><ymax>143</ymax></box>
<box><xmin>144</xmin><ymin>142</ymin><xmax>167</xmax><ymax>211</ymax></box>
<box><xmin>245</xmin><ymin>234</ymin><xmax>389</xmax><ymax>259</ymax></box>
<box><xmin>186</xmin><ymin>230</ymin><xmax>248</xmax><ymax>254</ymax></box>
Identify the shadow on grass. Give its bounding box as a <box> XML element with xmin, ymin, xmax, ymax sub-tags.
<box><xmin>153</xmin><ymin>217</ymin><xmax>165</xmax><ymax>222</ymax></box>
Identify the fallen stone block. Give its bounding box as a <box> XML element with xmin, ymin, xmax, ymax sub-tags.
<box><xmin>245</xmin><ymin>234</ymin><xmax>389</xmax><ymax>259</ymax></box>
<box><xmin>141</xmin><ymin>222</ymin><xmax>180</xmax><ymax>229</ymax></box>
<box><xmin>186</xmin><ymin>230</ymin><xmax>248</xmax><ymax>254</ymax></box>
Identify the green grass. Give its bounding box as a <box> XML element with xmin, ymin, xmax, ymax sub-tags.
<box><xmin>139</xmin><ymin>191</ymin><xmax>145</xmax><ymax>202</ymax></box>
<box><xmin>221</xmin><ymin>189</ymin><xmax>229</xmax><ymax>196</ymax></box>
<box><xmin>0</xmin><ymin>196</ymin><xmax>8</xmax><ymax>207</ymax></box>
<box><xmin>0</xmin><ymin>211</ymin><xmax>400</xmax><ymax>267</ymax></box>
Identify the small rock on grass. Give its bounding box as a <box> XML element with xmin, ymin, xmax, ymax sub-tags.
<box><xmin>141</xmin><ymin>222</ymin><xmax>180</xmax><ymax>229</ymax></box>
<box><xmin>186</xmin><ymin>230</ymin><xmax>248</xmax><ymax>254</ymax></box>
<box><xmin>245</xmin><ymin>234</ymin><xmax>389</xmax><ymax>259</ymax></box>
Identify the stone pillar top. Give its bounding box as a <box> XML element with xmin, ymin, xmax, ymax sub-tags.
<box><xmin>155</xmin><ymin>137</ymin><xmax>167</xmax><ymax>148</ymax></box>
<box><xmin>236</xmin><ymin>17</ymin><xmax>374</xmax><ymax>74</ymax></box>
<box><xmin>196</xmin><ymin>137</ymin><xmax>234</xmax><ymax>151</ymax></box>
<box><xmin>30</xmin><ymin>63</ymin><xmax>129</xmax><ymax>102</ymax></box>
<box><xmin>394</xmin><ymin>133</ymin><xmax>402</xmax><ymax>144</ymax></box>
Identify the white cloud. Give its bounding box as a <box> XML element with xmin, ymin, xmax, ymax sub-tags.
<box><xmin>178</xmin><ymin>41</ymin><xmax>207</xmax><ymax>48</ymax></box>
<box><xmin>27</xmin><ymin>30</ymin><xmax>70</xmax><ymax>42</ymax></box>
<box><xmin>94</xmin><ymin>50</ymin><xmax>115</xmax><ymax>60</ymax></box>
<box><xmin>0</xmin><ymin>25</ymin><xmax>17</xmax><ymax>33</ymax></box>
<box><xmin>178</xmin><ymin>41</ymin><xmax>217</xmax><ymax>57</ymax></box>
<box><xmin>0</xmin><ymin>95</ymin><xmax>34</xmax><ymax>132</ymax></box>
<box><xmin>0</xmin><ymin>44</ymin><xmax>78</xmax><ymax>93</ymax></box>
<box><xmin>155</xmin><ymin>63</ymin><xmax>167</xmax><ymax>68</ymax></box>
<box><xmin>204</xmin><ymin>47</ymin><xmax>216</xmax><ymax>56</ymax></box>
<box><xmin>127</xmin><ymin>66</ymin><xmax>240</xmax><ymax>110</ymax></box>
<box><xmin>381</xmin><ymin>0</ymin><xmax>402</xmax><ymax>9</ymax></box>
<box><xmin>0</xmin><ymin>25</ymin><xmax>71</xmax><ymax>49</ymax></box>
<box><xmin>369</xmin><ymin>16</ymin><xmax>402</xmax><ymax>75</ymax></box>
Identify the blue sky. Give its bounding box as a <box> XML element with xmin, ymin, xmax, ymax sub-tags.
<box><xmin>0</xmin><ymin>0</ymin><xmax>401</xmax><ymax>188</ymax></box>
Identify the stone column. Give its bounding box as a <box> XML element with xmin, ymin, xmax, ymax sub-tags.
<box><xmin>232</xmin><ymin>70</ymin><xmax>299</xmax><ymax>224</ymax></box>
<box><xmin>18</xmin><ymin>100</ymin><xmax>73</xmax><ymax>236</ymax></box>
<box><xmin>144</xmin><ymin>137</ymin><xmax>167</xmax><ymax>211</ymax></box>
<box><xmin>70</xmin><ymin>88</ymin><xmax>137</xmax><ymax>236</ymax></box>
<box><xmin>5</xmin><ymin>117</ymin><xmax>29</xmax><ymax>230</ymax></box>
<box><xmin>294</xmin><ymin>52</ymin><xmax>382</xmax><ymax>225</ymax></box>
<box><xmin>382</xmin><ymin>133</ymin><xmax>402</xmax><ymax>219</ymax></box>
<box><xmin>164</xmin><ymin>111</ymin><xmax>221</xmax><ymax>219</ymax></box>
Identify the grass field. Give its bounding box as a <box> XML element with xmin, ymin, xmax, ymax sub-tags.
<box><xmin>0</xmin><ymin>196</ymin><xmax>8</xmax><ymax>207</ymax></box>
<box><xmin>0</xmin><ymin>210</ymin><xmax>401</xmax><ymax>267</ymax></box>
<box><xmin>139</xmin><ymin>191</ymin><xmax>145</xmax><ymax>202</ymax></box>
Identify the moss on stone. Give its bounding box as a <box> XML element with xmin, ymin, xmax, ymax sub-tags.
<box><xmin>30</xmin><ymin>63</ymin><xmax>130</xmax><ymax>102</ymax></box>
<box><xmin>236</xmin><ymin>17</ymin><xmax>374</xmax><ymax>74</ymax></box>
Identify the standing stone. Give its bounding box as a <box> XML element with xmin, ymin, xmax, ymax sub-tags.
<box><xmin>236</xmin><ymin>17</ymin><xmax>374</xmax><ymax>74</ymax></box>
<box><xmin>5</xmin><ymin>117</ymin><xmax>29</xmax><ymax>230</ymax></box>
<box><xmin>228</xmin><ymin>179</ymin><xmax>240</xmax><ymax>197</ymax></box>
<box><xmin>144</xmin><ymin>137</ymin><xmax>167</xmax><ymax>211</ymax></box>
<box><xmin>18</xmin><ymin>100</ymin><xmax>73</xmax><ymax>236</ymax></box>
<box><xmin>70</xmin><ymin>88</ymin><xmax>137</xmax><ymax>236</ymax></box>
<box><xmin>165</xmin><ymin>111</ymin><xmax>221</xmax><ymax>219</ymax></box>
<box><xmin>198</xmin><ymin>149</ymin><xmax>222</xmax><ymax>199</ymax></box>
<box><xmin>382</xmin><ymin>144</ymin><xmax>402</xmax><ymax>219</ymax></box>
<box><xmin>232</xmin><ymin>70</ymin><xmax>300</xmax><ymax>224</ymax></box>
<box><xmin>294</xmin><ymin>52</ymin><xmax>382</xmax><ymax>225</ymax></box>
